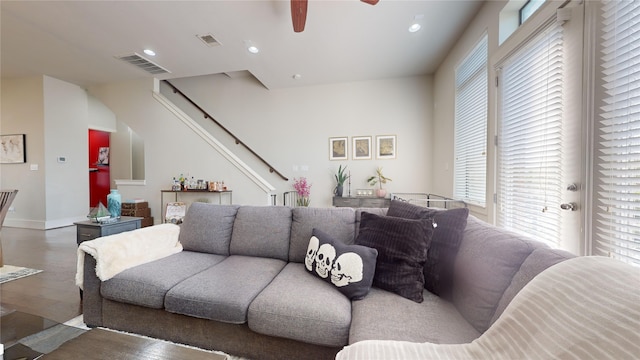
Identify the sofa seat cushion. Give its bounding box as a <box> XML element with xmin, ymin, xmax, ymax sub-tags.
<box><xmin>165</xmin><ymin>255</ymin><xmax>286</xmax><ymax>324</ymax></box>
<box><xmin>349</xmin><ymin>287</ymin><xmax>480</xmax><ymax>345</ymax></box>
<box><xmin>101</xmin><ymin>251</ymin><xmax>225</xmax><ymax>309</ymax></box>
<box><xmin>248</xmin><ymin>263</ymin><xmax>352</xmax><ymax>347</ymax></box>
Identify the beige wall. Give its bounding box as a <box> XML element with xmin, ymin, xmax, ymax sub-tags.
<box><xmin>0</xmin><ymin>0</ymin><xmax>548</xmax><ymax>228</ymax></box>
<box><xmin>0</xmin><ymin>76</ymin><xmax>46</xmax><ymax>227</ymax></box>
<box><xmin>42</xmin><ymin>76</ymin><xmax>90</xmax><ymax>228</ymax></box>
<box><xmin>89</xmin><ymin>75</ymin><xmax>434</xmax><ymax>219</ymax></box>
<box><xmin>1</xmin><ymin>75</ymin><xmax>90</xmax><ymax>229</ymax></box>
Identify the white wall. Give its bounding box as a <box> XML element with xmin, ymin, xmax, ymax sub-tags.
<box><xmin>89</xmin><ymin>78</ymin><xmax>273</xmax><ymax>222</ymax></box>
<box><xmin>88</xmin><ymin>74</ymin><xmax>433</xmax><ymax>220</ymax></box>
<box><xmin>43</xmin><ymin>76</ymin><xmax>90</xmax><ymax>228</ymax></box>
<box><xmin>87</xmin><ymin>94</ymin><xmax>116</xmax><ymax>132</ymax></box>
<box><xmin>1</xmin><ymin>75</ymin><xmax>90</xmax><ymax>229</ymax></box>
<box><xmin>0</xmin><ymin>76</ymin><xmax>46</xmax><ymax>228</ymax></box>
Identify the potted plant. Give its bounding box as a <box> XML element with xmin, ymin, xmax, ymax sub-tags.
<box><xmin>367</xmin><ymin>167</ymin><xmax>392</xmax><ymax>198</ymax></box>
<box><xmin>334</xmin><ymin>165</ymin><xmax>350</xmax><ymax>197</ymax></box>
<box><xmin>293</xmin><ymin>177</ymin><xmax>312</xmax><ymax>207</ymax></box>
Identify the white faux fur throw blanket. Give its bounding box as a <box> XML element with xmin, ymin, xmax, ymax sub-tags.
<box><xmin>337</xmin><ymin>256</ymin><xmax>640</xmax><ymax>360</ymax></box>
<box><xmin>76</xmin><ymin>223</ymin><xmax>182</xmax><ymax>289</ymax></box>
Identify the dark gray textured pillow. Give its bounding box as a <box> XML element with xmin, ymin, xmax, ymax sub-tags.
<box><xmin>355</xmin><ymin>212</ymin><xmax>431</xmax><ymax>303</ymax></box>
<box><xmin>305</xmin><ymin>228</ymin><xmax>378</xmax><ymax>300</ymax></box>
<box><xmin>387</xmin><ymin>200</ymin><xmax>469</xmax><ymax>299</ymax></box>
<box><xmin>386</xmin><ymin>199</ymin><xmax>431</xmax><ymax>219</ymax></box>
<box><xmin>425</xmin><ymin>207</ymin><xmax>469</xmax><ymax>299</ymax></box>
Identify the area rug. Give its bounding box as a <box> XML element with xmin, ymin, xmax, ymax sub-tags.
<box><xmin>0</xmin><ymin>265</ymin><xmax>43</xmax><ymax>284</ymax></box>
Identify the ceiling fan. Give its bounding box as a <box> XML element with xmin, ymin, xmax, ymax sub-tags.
<box><xmin>291</xmin><ymin>0</ymin><xmax>379</xmax><ymax>33</ymax></box>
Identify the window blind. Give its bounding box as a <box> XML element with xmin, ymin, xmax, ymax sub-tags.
<box><xmin>497</xmin><ymin>22</ymin><xmax>564</xmax><ymax>248</ymax></box>
<box><xmin>454</xmin><ymin>34</ymin><xmax>488</xmax><ymax>206</ymax></box>
<box><xmin>594</xmin><ymin>0</ymin><xmax>640</xmax><ymax>265</ymax></box>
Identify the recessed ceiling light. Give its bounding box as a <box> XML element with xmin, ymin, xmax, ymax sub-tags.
<box><xmin>408</xmin><ymin>23</ymin><xmax>421</xmax><ymax>33</ymax></box>
<box><xmin>293</xmin><ymin>74</ymin><xmax>302</xmax><ymax>80</ymax></box>
<box><xmin>143</xmin><ymin>49</ymin><xmax>156</xmax><ymax>56</ymax></box>
<box><xmin>244</xmin><ymin>40</ymin><xmax>260</xmax><ymax>54</ymax></box>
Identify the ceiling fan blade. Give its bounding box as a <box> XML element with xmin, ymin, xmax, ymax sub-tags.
<box><xmin>361</xmin><ymin>0</ymin><xmax>379</xmax><ymax>5</ymax></box>
<box><xmin>291</xmin><ymin>0</ymin><xmax>308</xmax><ymax>33</ymax></box>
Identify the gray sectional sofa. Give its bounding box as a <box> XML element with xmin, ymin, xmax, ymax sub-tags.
<box><xmin>80</xmin><ymin>202</ymin><xmax>574</xmax><ymax>360</ymax></box>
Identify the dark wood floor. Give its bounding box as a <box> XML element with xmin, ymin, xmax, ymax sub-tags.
<box><xmin>0</xmin><ymin>225</ymin><xmax>82</xmax><ymax>324</ymax></box>
<box><xmin>1</xmin><ymin>226</ymin><xmax>235</xmax><ymax>359</ymax></box>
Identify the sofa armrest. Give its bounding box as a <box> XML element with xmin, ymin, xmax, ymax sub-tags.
<box><xmin>82</xmin><ymin>254</ymin><xmax>103</xmax><ymax>327</ymax></box>
<box><xmin>76</xmin><ymin>223</ymin><xmax>182</xmax><ymax>288</ymax></box>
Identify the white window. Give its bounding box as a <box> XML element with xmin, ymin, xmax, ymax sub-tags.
<box><xmin>454</xmin><ymin>34</ymin><xmax>488</xmax><ymax>207</ymax></box>
<box><xmin>520</xmin><ymin>0</ymin><xmax>546</xmax><ymax>24</ymax></box>
<box><xmin>592</xmin><ymin>0</ymin><xmax>640</xmax><ymax>265</ymax></box>
<box><xmin>497</xmin><ymin>21</ymin><xmax>565</xmax><ymax>248</ymax></box>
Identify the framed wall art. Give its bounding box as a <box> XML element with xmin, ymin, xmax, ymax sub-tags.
<box><xmin>0</xmin><ymin>134</ymin><xmax>26</xmax><ymax>164</ymax></box>
<box><xmin>376</xmin><ymin>135</ymin><xmax>396</xmax><ymax>159</ymax></box>
<box><xmin>329</xmin><ymin>137</ymin><xmax>348</xmax><ymax>160</ymax></box>
<box><xmin>352</xmin><ymin>136</ymin><xmax>372</xmax><ymax>160</ymax></box>
<box><xmin>97</xmin><ymin>146</ymin><xmax>110</xmax><ymax>165</ymax></box>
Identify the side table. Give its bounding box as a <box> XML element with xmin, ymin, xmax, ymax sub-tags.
<box><xmin>74</xmin><ymin>216</ymin><xmax>143</xmax><ymax>245</ymax></box>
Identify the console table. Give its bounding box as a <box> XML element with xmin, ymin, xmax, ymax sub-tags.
<box><xmin>160</xmin><ymin>190</ymin><xmax>233</xmax><ymax>223</ymax></box>
<box><xmin>332</xmin><ymin>196</ymin><xmax>390</xmax><ymax>208</ymax></box>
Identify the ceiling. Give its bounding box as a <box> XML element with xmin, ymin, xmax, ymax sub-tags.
<box><xmin>1</xmin><ymin>0</ymin><xmax>484</xmax><ymax>90</ymax></box>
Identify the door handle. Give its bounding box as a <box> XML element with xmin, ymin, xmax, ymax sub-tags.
<box><xmin>560</xmin><ymin>202</ymin><xmax>578</xmax><ymax>211</ymax></box>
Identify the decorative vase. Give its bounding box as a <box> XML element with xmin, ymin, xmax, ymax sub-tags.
<box><xmin>107</xmin><ymin>189</ymin><xmax>122</xmax><ymax>218</ymax></box>
<box><xmin>297</xmin><ymin>196</ymin><xmax>310</xmax><ymax>207</ymax></box>
<box><xmin>335</xmin><ymin>184</ymin><xmax>344</xmax><ymax>197</ymax></box>
<box><xmin>376</xmin><ymin>189</ymin><xmax>387</xmax><ymax>198</ymax></box>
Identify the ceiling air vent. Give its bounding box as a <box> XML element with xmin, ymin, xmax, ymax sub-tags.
<box><xmin>197</xmin><ymin>33</ymin><xmax>221</xmax><ymax>47</ymax></box>
<box><xmin>115</xmin><ymin>53</ymin><xmax>170</xmax><ymax>75</ymax></box>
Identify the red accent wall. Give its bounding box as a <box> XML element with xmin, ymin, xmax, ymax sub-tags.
<box><xmin>89</xmin><ymin>130</ymin><xmax>111</xmax><ymax>208</ymax></box>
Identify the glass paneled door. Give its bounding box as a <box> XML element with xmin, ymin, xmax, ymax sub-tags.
<box><xmin>495</xmin><ymin>1</ymin><xmax>584</xmax><ymax>254</ymax></box>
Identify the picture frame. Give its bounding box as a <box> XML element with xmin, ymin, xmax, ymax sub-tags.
<box><xmin>165</xmin><ymin>202</ymin><xmax>187</xmax><ymax>224</ymax></box>
<box><xmin>352</xmin><ymin>136</ymin><xmax>372</xmax><ymax>160</ymax></box>
<box><xmin>97</xmin><ymin>147</ymin><xmax>110</xmax><ymax>165</ymax></box>
<box><xmin>376</xmin><ymin>135</ymin><xmax>396</xmax><ymax>159</ymax></box>
<box><xmin>329</xmin><ymin>137</ymin><xmax>348</xmax><ymax>160</ymax></box>
<box><xmin>0</xmin><ymin>134</ymin><xmax>26</xmax><ymax>164</ymax></box>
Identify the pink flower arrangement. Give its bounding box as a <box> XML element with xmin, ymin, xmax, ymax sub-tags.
<box><xmin>293</xmin><ymin>177</ymin><xmax>312</xmax><ymax>198</ymax></box>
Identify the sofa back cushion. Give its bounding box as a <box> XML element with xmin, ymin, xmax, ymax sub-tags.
<box><xmin>178</xmin><ymin>203</ymin><xmax>240</xmax><ymax>255</ymax></box>
<box><xmin>452</xmin><ymin>216</ymin><xmax>549</xmax><ymax>333</ymax></box>
<box><xmin>230</xmin><ymin>206</ymin><xmax>292</xmax><ymax>261</ymax></box>
<box><xmin>489</xmin><ymin>247</ymin><xmax>574</xmax><ymax>326</ymax></box>
<box><xmin>289</xmin><ymin>207</ymin><xmax>356</xmax><ymax>263</ymax></box>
